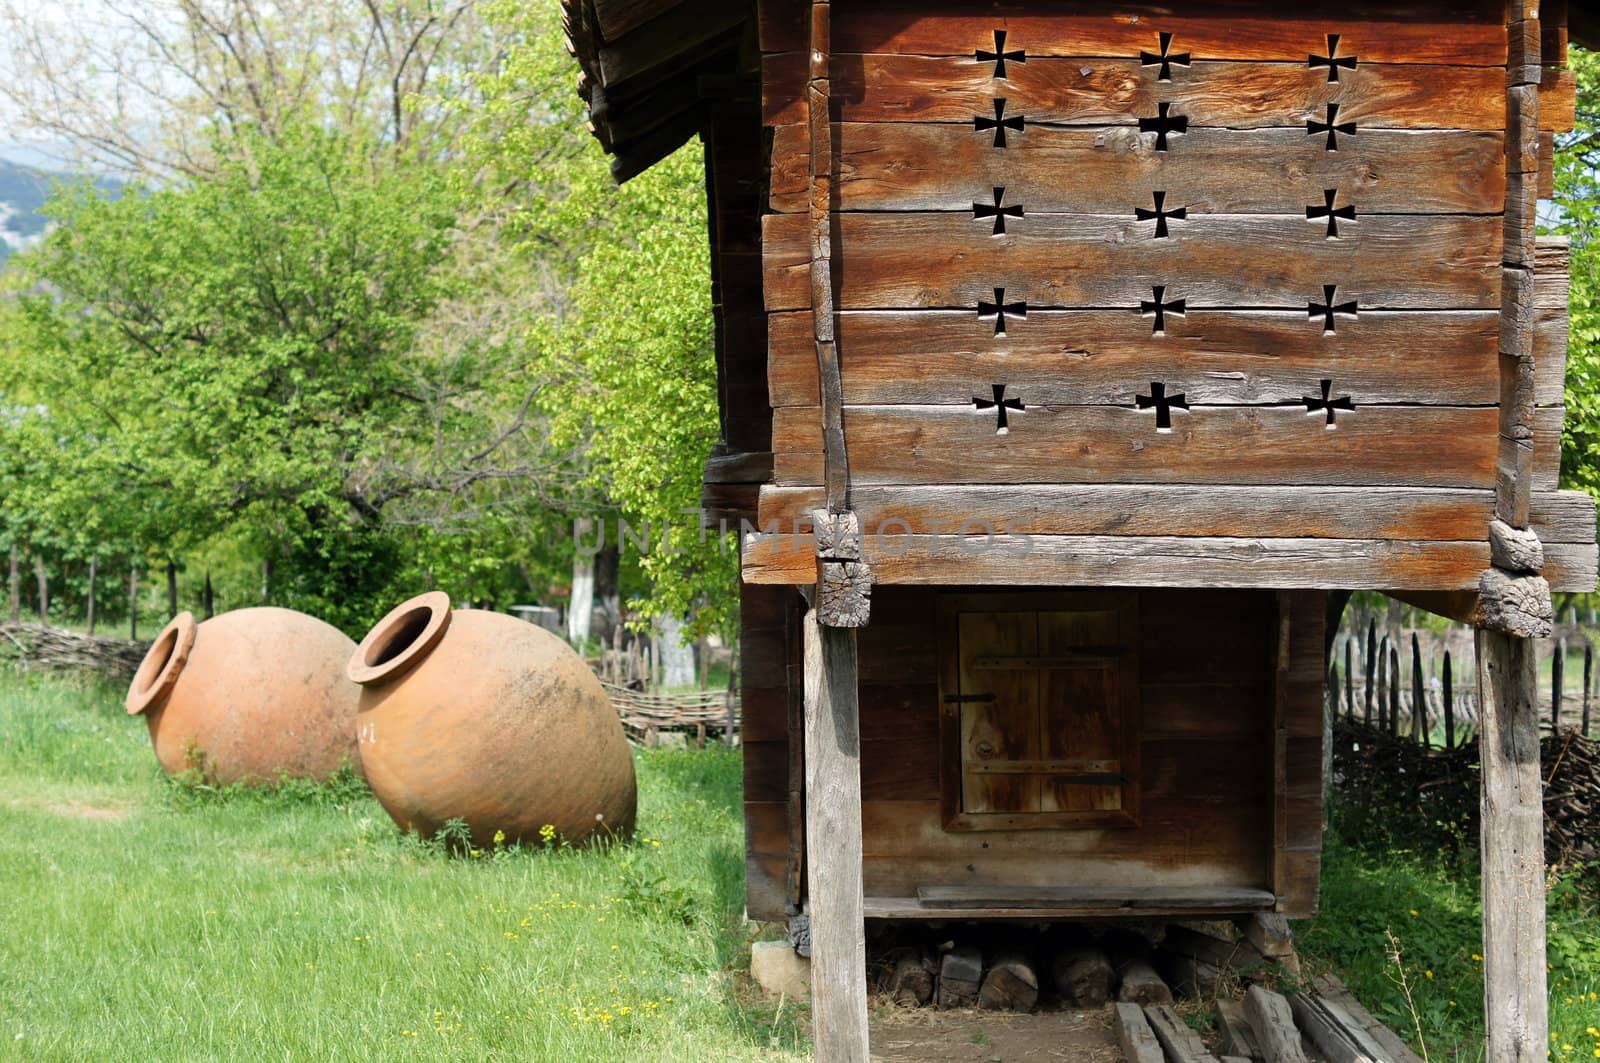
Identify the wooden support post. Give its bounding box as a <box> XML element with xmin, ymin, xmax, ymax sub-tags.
<box><xmin>1343</xmin><ymin>638</ymin><xmax>1353</xmax><ymax>719</ymax></box>
<box><xmin>802</xmin><ymin>608</ymin><xmax>868</xmax><ymax>1062</ymax></box>
<box><xmin>1388</xmin><ymin>644</ymin><xmax>1401</xmax><ymax>737</ymax></box>
<box><xmin>1475</xmin><ymin>627</ymin><xmax>1548</xmax><ymax>1061</ymax></box>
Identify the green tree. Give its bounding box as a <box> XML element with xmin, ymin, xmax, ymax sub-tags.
<box><xmin>1554</xmin><ymin>46</ymin><xmax>1600</xmax><ymax>496</ymax></box>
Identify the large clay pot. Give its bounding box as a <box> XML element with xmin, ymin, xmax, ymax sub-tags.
<box><xmin>125</xmin><ymin>608</ymin><xmax>362</xmax><ymax>784</ymax></box>
<box><xmin>348</xmin><ymin>591</ymin><xmax>636</xmax><ymax>847</ymax></box>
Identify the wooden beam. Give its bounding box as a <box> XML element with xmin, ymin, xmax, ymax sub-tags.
<box><xmin>801</xmin><ymin>608</ymin><xmax>869</xmax><ymax>1061</ymax></box>
<box><xmin>1475</xmin><ymin>627</ymin><xmax>1548</xmax><ymax>1060</ymax></box>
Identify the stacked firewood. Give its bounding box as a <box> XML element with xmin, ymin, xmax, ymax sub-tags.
<box><xmin>1333</xmin><ymin>718</ymin><xmax>1600</xmax><ymax>871</ymax></box>
<box><xmin>0</xmin><ymin>622</ymin><xmax>149</xmax><ymax>682</ymax></box>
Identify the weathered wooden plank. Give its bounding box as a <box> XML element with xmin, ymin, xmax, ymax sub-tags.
<box><xmin>755</xmin><ymin>486</ymin><xmax>1599</xmax><ymax>544</ymax></box>
<box><xmin>1113</xmin><ymin>1002</ymin><xmax>1166</xmax><ymax>1063</ymax></box>
<box><xmin>1245</xmin><ymin>985</ymin><xmax>1310</xmax><ymax>1063</ymax></box>
<box><xmin>768</xmin><ymin>309</ymin><xmax>1501</xmax><ymax>407</ymax></box>
<box><xmin>771</xmin><ymin>405</ymin><xmax>1500</xmax><ymax>488</ymax></box>
<box><xmin>763</xmin><ymin>53</ymin><xmax>1504</xmax><ymax>129</ymax></box>
<box><xmin>916</xmin><ymin>884</ymin><xmax>1274</xmax><ymax>910</ymax></box>
<box><xmin>1289</xmin><ymin>991</ymin><xmax>1393</xmax><ymax>1063</ymax></box>
<box><xmin>1147</xmin><ymin>1004</ymin><xmax>1223</xmax><ymax>1062</ymax></box>
<box><xmin>1476</xmin><ymin>628</ymin><xmax>1549</xmax><ymax>1062</ymax></box>
<box><xmin>743</xmin><ymin>533</ymin><xmax>1600</xmax><ymax>592</ymax></box>
<box><xmin>758</xmin><ymin>0</ymin><xmax>1509</xmax><ymax>65</ymax></box>
<box><xmin>762</xmin><ymin>213</ymin><xmax>1502</xmax><ymax>311</ymax></box>
<box><xmin>768</xmin><ymin>124</ymin><xmax>1505</xmax><ymax>215</ymax></box>
<box><xmin>1310</xmin><ymin>974</ymin><xmax>1426</xmax><ymax>1063</ymax></box>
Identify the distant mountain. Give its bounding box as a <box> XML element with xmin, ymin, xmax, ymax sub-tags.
<box><xmin>0</xmin><ymin>159</ymin><xmax>121</xmax><ymax>267</ymax></box>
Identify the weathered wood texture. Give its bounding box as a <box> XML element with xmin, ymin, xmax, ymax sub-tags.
<box><xmin>762</xmin><ymin>54</ymin><xmax>1507</xmax><ymax>129</ymax></box>
<box><xmin>746</xmin><ymin>588</ymin><xmax>1325</xmax><ymax>914</ymax></box>
<box><xmin>801</xmin><ymin>607</ymin><xmax>870</xmax><ymax>1062</ymax></box>
<box><xmin>1245</xmin><ymin>985</ymin><xmax>1310</xmax><ymax>1063</ymax></box>
<box><xmin>742</xmin><ymin>583</ymin><xmax>799</xmax><ymax>921</ymax></box>
<box><xmin>768</xmin><ymin>310</ymin><xmax>1510</xmax><ymax>407</ymax></box>
<box><xmin>763</xmin><ymin>213</ymin><xmax>1502</xmax><ymax>311</ymax></box>
<box><xmin>1147</xmin><ymin>1004</ymin><xmax>1223</xmax><ymax>1062</ymax></box>
<box><xmin>755</xmin><ymin>487</ymin><xmax>1597</xmax><ymax>547</ymax></box>
<box><xmin>1274</xmin><ymin>592</ymin><xmax>1325</xmax><ymax>914</ymax></box>
<box><xmin>759</xmin><ymin>1</ymin><xmax>1508</xmax><ymax>65</ymax></box>
<box><xmin>1113</xmin><ymin>1002</ymin><xmax>1166</xmax><ymax>1063</ymax></box>
<box><xmin>1475</xmin><ymin>628</ymin><xmax>1549</xmax><ymax>1061</ymax></box>
<box><xmin>769</xmin><ymin>124</ymin><xmax>1505</xmax><ymax>214</ymax></box>
<box><xmin>744</xmin><ymin>531</ymin><xmax>1598</xmax><ymax>594</ymax></box>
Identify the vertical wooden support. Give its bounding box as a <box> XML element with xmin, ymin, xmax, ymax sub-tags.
<box><xmin>1363</xmin><ymin>620</ymin><xmax>1376</xmax><ymax>725</ymax></box>
<box><xmin>1411</xmin><ymin>634</ymin><xmax>1427</xmax><ymax>746</ymax></box>
<box><xmin>1388</xmin><ymin>644</ymin><xmax>1401</xmax><ymax>736</ymax></box>
<box><xmin>1551</xmin><ymin>637</ymin><xmax>1565</xmax><ymax>732</ymax></box>
<box><xmin>1444</xmin><ymin>650</ymin><xmax>1456</xmax><ymax>749</ymax></box>
<box><xmin>1476</xmin><ymin>628</ymin><xmax>1548</xmax><ymax>1061</ymax></box>
<box><xmin>1343</xmin><ymin>639</ymin><xmax>1353</xmax><ymax>719</ymax></box>
<box><xmin>1583</xmin><ymin>642</ymin><xmax>1593</xmax><ymax>736</ymax></box>
<box><xmin>802</xmin><ymin>609</ymin><xmax>869</xmax><ymax>1062</ymax></box>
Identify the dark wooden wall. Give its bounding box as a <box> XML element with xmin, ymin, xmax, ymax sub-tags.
<box><xmin>743</xmin><ymin>585</ymin><xmax>1325</xmax><ymax>921</ymax></box>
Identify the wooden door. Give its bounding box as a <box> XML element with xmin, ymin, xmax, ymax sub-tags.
<box><xmin>941</xmin><ymin>591</ymin><xmax>1140</xmax><ymax>830</ymax></box>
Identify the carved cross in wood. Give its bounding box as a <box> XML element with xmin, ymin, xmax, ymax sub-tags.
<box><xmin>975</xmin><ymin>99</ymin><xmax>1025</xmax><ymax>148</ymax></box>
<box><xmin>1135</xmin><ymin>191</ymin><xmax>1187</xmax><ymax>238</ymax></box>
<box><xmin>1140</xmin><ymin>31</ymin><xmax>1190</xmax><ymax>81</ymax></box>
<box><xmin>974</xmin><ymin>383</ymin><xmax>1025</xmax><ymax>434</ymax></box>
<box><xmin>978</xmin><ymin>287</ymin><xmax>1027</xmax><ymax>336</ymax></box>
<box><xmin>1307</xmin><ymin>102</ymin><xmax>1357</xmax><ymax>150</ymax></box>
<box><xmin>1309</xmin><ymin>284</ymin><xmax>1358</xmax><ymax>333</ymax></box>
<box><xmin>976</xmin><ymin>29</ymin><xmax>1025</xmax><ymax>78</ymax></box>
<box><xmin>1136</xmin><ymin>382</ymin><xmax>1188</xmax><ymax>431</ymax></box>
<box><xmin>1306</xmin><ymin>189</ymin><xmax>1357</xmax><ymax>237</ymax></box>
<box><xmin>973</xmin><ymin>186</ymin><xmax>1025</xmax><ymax>234</ymax></box>
<box><xmin>1140</xmin><ymin>285</ymin><xmax>1186</xmax><ymax>334</ymax></box>
<box><xmin>1138</xmin><ymin>102</ymin><xmax>1188</xmax><ymax>151</ymax></box>
<box><xmin>1309</xmin><ymin>34</ymin><xmax>1358</xmax><ymax>82</ymax></box>
<box><xmin>1303</xmin><ymin>378</ymin><xmax>1355</xmax><ymax>426</ymax></box>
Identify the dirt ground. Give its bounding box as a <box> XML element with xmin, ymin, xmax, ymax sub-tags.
<box><xmin>869</xmin><ymin>1005</ymin><xmax>1124</xmax><ymax>1062</ymax></box>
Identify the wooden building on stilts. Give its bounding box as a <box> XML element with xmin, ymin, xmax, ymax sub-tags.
<box><xmin>564</xmin><ymin>1</ymin><xmax>1599</xmax><ymax>1057</ymax></box>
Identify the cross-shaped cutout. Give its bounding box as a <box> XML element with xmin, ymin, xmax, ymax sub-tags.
<box><xmin>1309</xmin><ymin>34</ymin><xmax>1358</xmax><ymax>82</ymax></box>
<box><xmin>975</xmin><ymin>99</ymin><xmax>1025</xmax><ymax>148</ymax></box>
<box><xmin>977</xmin><ymin>287</ymin><xmax>1027</xmax><ymax>336</ymax></box>
<box><xmin>1136</xmin><ymin>381</ymin><xmax>1188</xmax><ymax>432</ymax></box>
<box><xmin>975</xmin><ymin>29</ymin><xmax>1025</xmax><ymax>78</ymax></box>
<box><xmin>1140</xmin><ymin>285</ymin><xmax>1186</xmax><ymax>335</ymax></box>
<box><xmin>974</xmin><ymin>383</ymin><xmax>1025</xmax><ymax>434</ymax></box>
<box><xmin>1135</xmin><ymin>191</ymin><xmax>1187</xmax><ymax>238</ymax></box>
<box><xmin>1306</xmin><ymin>189</ymin><xmax>1357</xmax><ymax>237</ymax></box>
<box><xmin>1303</xmin><ymin>378</ymin><xmax>1355</xmax><ymax>427</ymax></box>
<box><xmin>1140</xmin><ymin>31</ymin><xmax>1190</xmax><ymax>81</ymax></box>
<box><xmin>1307</xmin><ymin>102</ymin><xmax>1357</xmax><ymax>150</ymax></box>
<box><xmin>1309</xmin><ymin>284</ymin><xmax>1358</xmax><ymax>333</ymax></box>
<box><xmin>1138</xmin><ymin>102</ymin><xmax>1188</xmax><ymax>151</ymax></box>
<box><xmin>973</xmin><ymin>186</ymin><xmax>1025</xmax><ymax>234</ymax></box>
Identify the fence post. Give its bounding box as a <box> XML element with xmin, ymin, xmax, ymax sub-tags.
<box><xmin>1584</xmin><ymin>642</ymin><xmax>1593</xmax><ymax>738</ymax></box>
<box><xmin>1443</xmin><ymin>650</ymin><xmax>1455</xmax><ymax>749</ymax></box>
<box><xmin>1412</xmin><ymin>633</ymin><xmax>1427</xmax><ymax>747</ymax></box>
<box><xmin>1552</xmin><ymin>638</ymin><xmax>1565</xmax><ymax>734</ymax></box>
<box><xmin>1364</xmin><ymin>620</ymin><xmax>1376</xmax><ymax>725</ymax></box>
<box><xmin>1344</xmin><ymin>638</ymin><xmax>1354</xmax><ymax>719</ymax></box>
<box><xmin>1389</xmin><ymin>643</ymin><xmax>1401</xmax><ymax>737</ymax></box>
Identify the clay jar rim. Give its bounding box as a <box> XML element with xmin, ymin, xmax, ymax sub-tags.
<box><xmin>348</xmin><ymin>590</ymin><xmax>452</xmax><ymax>687</ymax></box>
<box><xmin>126</xmin><ymin>611</ymin><xmax>198</xmax><ymax>716</ymax></box>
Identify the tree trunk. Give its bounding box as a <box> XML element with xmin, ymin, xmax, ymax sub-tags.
<box><xmin>34</xmin><ymin>555</ymin><xmax>48</xmax><ymax>625</ymax></box>
<box><xmin>203</xmin><ymin>571</ymin><xmax>214</xmax><ymax>619</ymax></box>
<box><xmin>129</xmin><ymin>565</ymin><xmax>138</xmax><ymax>640</ymax></box>
<box><xmin>166</xmin><ymin>560</ymin><xmax>178</xmax><ymax>620</ymax></box>
<box><xmin>7</xmin><ymin>542</ymin><xmax>19</xmax><ymax>622</ymax></box>
<box><xmin>654</xmin><ymin>613</ymin><xmax>695</xmax><ymax>690</ymax></box>
<box><xmin>86</xmin><ymin>555</ymin><xmax>98</xmax><ymax>635</ymax></box>
<box><xmin>260</xmin><ymin>558</ymin><xmax>270</xmax><ymax>603</ymax></box>
<box><xmin>596</xmin><ymin>543</ymin><xmax>621</xmax><ymax>634</ymax></box>
<box><xmin>568</xmin><ymin>519</ymin><xmax>597</xmax><ymax>645</ymax></box>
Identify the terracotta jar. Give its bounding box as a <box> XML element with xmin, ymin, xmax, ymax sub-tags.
<box><xmin>348</xmin><ymin>591</ymin><xmax>636</xmax><ymax>847</ymax></box>
<box><xmin>126</xmin><ymin>608</ymin><xmax>362</xmax><ymax>784</ymax></box>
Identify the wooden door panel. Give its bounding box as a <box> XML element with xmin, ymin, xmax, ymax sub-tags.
<box><xmin>958</xmin><ymin>611</ymin><xmax>1039</xmax><ymax>812</ymax></box>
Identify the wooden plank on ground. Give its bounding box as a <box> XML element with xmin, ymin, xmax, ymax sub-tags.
<box><xmin>754</xmin><ymin>485</ymin><xmax>1599</xmax><ymax>545</ymax></box>
<box><xmin>770</xmin><ymin>405</ymin><xmax>1500</xmax><ymax>488</ymax></box>
<box><xmin>767</xmin><ymin>309</ymin><xmax>1501</xmax><ymax>407</ymax></box>
<box><xmin>769</xmin><ymin>125</ymin><xmax>1505</xmax><ymax>215</ymax></box>
<box><xmin>1310</xmin><ymin>974</ymin><xmax>1425</xmax><ymax>1063</ymax></box>
<box><xmin>762</xmin><ymin>213</ymin><xmax>1501</xmax><ymax>311</ymax></box>
<box><xmin>1113</xmin><ymin>1002</ymin><xmax>1166</xmax><ymax>1063</ymax></box>
<box><xmin>762</xmin><ymin>54</ymin><xmax>1503</xmax><ymax>129</ymax></box>
<box><xmin>1146</xmin><ymin>1004</ymin><xmax>1223</xmax><ymax>1062</ymax></box>
<box><xmin>757</xmin><ymin>0</ymin><xmax>1508</xmax><ymax>65</ymax></box>
<box><xmin>1245</xmin><ymin>985</ymin><xmax>1310</xmax><ymax>1063</ymax></box>
<box><xmin>1289</xmin><ymin>991</ymin><xmax>1392</xmax><ymax>1063</ymax></box>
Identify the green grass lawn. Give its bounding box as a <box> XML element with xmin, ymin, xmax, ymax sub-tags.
<box><xmin>1296</xmin><ymin>824</ymin><xmax>1600</xmax><ymax>1060</ymax></box>
<box><xmin>0</xmin><ymin>667</ymin><xmax>807</xmax><ymax>1061</ymax></box>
